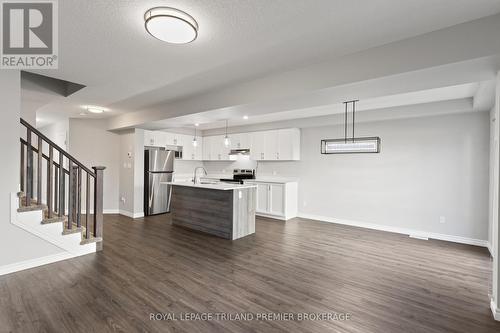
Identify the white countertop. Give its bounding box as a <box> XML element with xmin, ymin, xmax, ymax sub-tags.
<box><xmin>162</xmin><ymin>181</ymin><xmax>257</xmax><ymax>191</ymax></box>
<box><xmin>243</xmin><ymin>177</ymin><xmax>299</xmax><ymax>184</ymax></box>
<box><xmin>173</xmin><ymin>174</ymin><xmax>299</xmax><ymax>184</ymax></box>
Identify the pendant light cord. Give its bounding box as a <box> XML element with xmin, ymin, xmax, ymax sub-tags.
<box><xmin>344</xmin><ymin>102</ymin><xmax>348</xmax><ymax>143</ymax></box>
<box><xmin>343</xmin><ymin>100</ymin><xmax>359</xmax><ymax>143</ymax></box>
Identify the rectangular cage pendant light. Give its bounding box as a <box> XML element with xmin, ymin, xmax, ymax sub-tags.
<box><xmin>321</xmin><ymin>137</ymin><xmax>380</xmax><ymax>154</ymax></box>
<box><xmin>321</xmin><ymin>100</ymin><xmax>381</xmax><ymax>154</ymax></box>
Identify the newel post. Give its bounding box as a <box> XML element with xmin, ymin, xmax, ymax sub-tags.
<box><xmin>92</xmin><ymin>166</ymin><xmax>106</xmax><ymax>251</ymax></box>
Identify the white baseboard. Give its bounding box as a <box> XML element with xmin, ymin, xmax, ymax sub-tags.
<box><xmin>491</xmin><ymin>299</ymin><xmax>500</xmax><ymax>321</ymax></box>
<box><xmin>0</xmin><ymin>252</ymin><xmax>74</xmax><ymax>276</ymax></box>
<box><xmin>256</xmin><ymin>212</ymin><xmax>287</xmax><ymax>221</ymax></box>
<box><xmin>297</xmin><ymin>213</ymin><xmax>488</xmax><ymax>248</ymax></box>
<box><xmin>119</xmin><ymin>210</ymin><xmax>144</xmax><ymax>218</ymax></box>
<box><xmin>79</xmin><ymin>209</ymin><xmax>120</xmax><ymax>215</ymax></box>
<box><xmin>409</xmin><ymin>234</ymin><xmax>429</xmax><ymax>241</ymax></box>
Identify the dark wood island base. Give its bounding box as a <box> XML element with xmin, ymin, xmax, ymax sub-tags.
<box><xmin>170</xmin><ymin>184</ymin><xmax>256</xmax><ymax>240</ymax></box>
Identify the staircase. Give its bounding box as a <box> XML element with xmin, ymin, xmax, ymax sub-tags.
<box><xmin>14</xmin><ymin>118</ymin><xmax>105</xmax><ymax>256</ymax></box>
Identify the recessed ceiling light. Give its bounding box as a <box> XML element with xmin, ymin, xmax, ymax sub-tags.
<box><xmin>195</xmin><ymin>123</ymin><xmax>199</xmax><ymax>127</ymax></box>
<box><xmin>144</xmin><ymin>7</ymin><xmax>198</xmax><ymax>44</ymax></box>
<box><xmin>243</xmin><ymin>115</ymin><xmax>249</xmax><ymax>120</ymax></box>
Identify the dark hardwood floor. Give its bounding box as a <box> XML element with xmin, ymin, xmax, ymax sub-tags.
<box><xmin>0</xmin><ymin>214</ymin><xmax>498</xmax><ymax>333</ymax></box>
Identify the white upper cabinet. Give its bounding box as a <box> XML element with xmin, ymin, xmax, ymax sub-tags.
<box><xmin>144</xmin><ymin>130</ymin><xmax>156</xmax><ymax>146</ymax></box>
<box><xmin>211</xmin><ymin>135</ymin><xmax>230</xmax><ymax>160</ymax></box>
<box><xmin>155</xmin><ymin>131</ymin><xmax>168</xmax><ymax>147</ymax></box>
<box><xmin>164</xmin><ymin>132</ymin><xmax>175</xmax><ymax>146</ymax></box>
<box><xmin>144</xmin><ymin>128</ymin><xmax>300</xmax><ymax>161</ymax></box>
<box><xmin>264</xmin><ymin>131</ymin><xmax>279</xmax><ymax>160</ymax></box>
<box><xmin>250</xmin><ymin>132</ymin><xmax>266</xmax><ymax>160</ymax></box>
<box><xmin>180</xmin><ymin>134</ymin><xmax>194</xmax><ymax>160</ymax></box>
<box><xmin>194</xmin><ymin>136</ymin><xmax>203</xmax><ymax>160</ymax></box>
<box><xmin>202</xmin><ymin>136</ymin><xmax>213</xmax><ymax>160</ymax></box>
<box><xmin>180</xmin><ymin>134</ymin><xmax>203</xmax><ymax>161</ymax></box>
<box><xmin>230</xmin><ymin>133</ymin><xmax>250</xmax><ymax>150</ymax></box>
<box><xmin>250</xmin><ymin>128</ymin><xmax>300</xmax><ymax>161</ymax></box>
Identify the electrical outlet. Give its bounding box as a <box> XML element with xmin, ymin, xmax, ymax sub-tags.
<box><xmin>439</xmin><ymin>216</ymin><xmax>446</xmax><ymax>224</ymax></box>
<box><xmin>303</xmin><ymin>201</ymin><xmax>307</xmax><ymax>207</ymax></box>
<box><xmin>272</xmin><ymin>170</ymin><xmax>277</xmax><ymax>175</ymax></box>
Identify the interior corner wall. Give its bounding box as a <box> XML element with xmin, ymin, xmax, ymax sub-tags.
<box><xmin>493</xmin><ymin>72</ymin><xmax>500</xmax><ymax>316</ymax></box>
<box><xmin>68</xmin><ymin>119</ymin><xmax>120</xmax><ymax>213</ymax></box>
<box><xmin>0</xmin><ymin>71</ymin><xmax>63</xmax><ymax>267</ymax></box>
<box><xmin>490</xmin><ymin>107</ymin><xmax>498</xmax><ymax>255</ymax></box>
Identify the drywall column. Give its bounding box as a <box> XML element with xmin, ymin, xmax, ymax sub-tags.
<box><xmin>133</xmin><ymin>129</ymin><xmax>145</xmax><ymax>217</ymax></box>
<box><xmin>493</xmin><ymin>71</ymin><xmax>500</xmax><ymax>321</ymax></box>
<box><xmin>0</xmin><ymin>71</ymin><xmax>21</xmax><ymax>222</ymax></box>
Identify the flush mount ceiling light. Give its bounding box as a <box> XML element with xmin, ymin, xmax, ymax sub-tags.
<box><xmin>86</xmin><ymin>106</ymin><xmax>106</xmax><ymax>114</ymax></box>
<box><xmin>82</xmin><ymin>106</ymin><xmax>109</xmax><ymax>114</ymax></box>
<box><xmin>144</xmin><ymin>7</ymin><xmax>198</xmax><ymax>44</ymax></box>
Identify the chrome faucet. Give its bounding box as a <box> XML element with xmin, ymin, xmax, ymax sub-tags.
<box><xmin>193</xmin><ymin>167</ymin><xmax>208</xmax><ymax>184</ymax></box>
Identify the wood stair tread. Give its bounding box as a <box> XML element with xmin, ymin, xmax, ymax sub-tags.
<box><xmin>17</xmin><ymin>204</ymin><xmax>47</xmax><ymax>212</ymax></box>
<box><xmin>80</xmin><ymin>237</ymin><xmax>102</xmax><ymax>246</ymax></box>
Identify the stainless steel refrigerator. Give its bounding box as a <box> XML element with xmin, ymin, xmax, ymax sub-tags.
<box><xmin>144</xmin><ymin>148</ymin><xmax>175</xmax><ymax>216</ymax></box>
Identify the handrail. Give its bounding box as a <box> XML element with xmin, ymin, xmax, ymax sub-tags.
<box><xmin>20</xmin><ymin>138</ymin><xmax>71</xmax><ymax>175</ymax></box>
<box><xmin>20</xmin><ymin>118</ymin><xmax>96</xmax><ymax>177</ymax></box>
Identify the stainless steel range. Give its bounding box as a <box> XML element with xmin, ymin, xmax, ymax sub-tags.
<box><xmin>220</xmin><ymin>169</ymin><xmax>255</xmax><ymax>184</ymax></box>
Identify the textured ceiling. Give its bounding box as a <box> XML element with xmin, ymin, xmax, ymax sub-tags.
<box><xmin>30</xmin><ymin>0</ymin><xmax>500</xmax><ymax>125</ymax></box>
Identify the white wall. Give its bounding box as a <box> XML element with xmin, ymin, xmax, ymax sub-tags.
<box><xmin>256</xmin><ymin>112</ymin><xmax>490</xmax><ymax>241</ymax></box>
<box><xmin>0</xmin><ymin>71</ymin><xmax>63</xmax><ymax>267</ymax></box>
<box><xmin>68</xmin><ymin>119</ymin><xmax>120</xmax><ymax>212</ymax></box>
<box><xmin>39</xmin><ymin>119</ymin><xmax>69</xmax><ymax>151</ymax></box>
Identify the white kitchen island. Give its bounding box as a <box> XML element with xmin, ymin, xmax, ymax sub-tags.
<box><xmin>163</xmin><ymin>182</ymin><xmax>257</xmax><ymax>240</ymax></box>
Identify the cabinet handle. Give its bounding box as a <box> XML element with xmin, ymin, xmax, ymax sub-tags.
<box><xmin>174</xmin><ymin>139</ymin><xmax>177</xmax><ymax>145</ymax></box>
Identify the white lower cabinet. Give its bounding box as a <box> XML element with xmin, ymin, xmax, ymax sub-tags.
<box><xmin>255</xmin><ymin>183</ymin><xmax>270</xmax><ymax>213</ymax></box>
<box><xmin>244</xmin><ymin>180</ymin><xmax>298</xmax><ymax>220</ymax></box>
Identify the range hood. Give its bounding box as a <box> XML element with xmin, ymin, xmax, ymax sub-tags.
<box><xmin>229</xmin><ymin>149</ymin><xmax>250</xmax><ymax>156</ymax></box>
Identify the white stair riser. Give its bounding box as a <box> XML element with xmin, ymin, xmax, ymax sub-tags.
<box><xmin>16</xmin><ymin>210</ymin><xmax>96</xmax><ymax>255</ymax></box>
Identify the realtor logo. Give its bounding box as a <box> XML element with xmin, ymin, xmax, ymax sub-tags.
<box><xmin>1</xmin><ymin>0</ymin><xmax>58</xmax><ymax>68</ymax></box>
